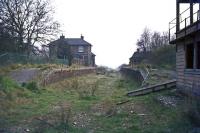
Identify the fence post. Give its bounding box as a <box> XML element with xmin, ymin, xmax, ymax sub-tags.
<box><xmin>169</xmin><ymin>23</ymin><xmax>171</xmax><ymax>42</ymax></box>
<box><xmin>185</xmin><ymin>18</ymin><xmax>187</xmax><ymax>36</ymax></box>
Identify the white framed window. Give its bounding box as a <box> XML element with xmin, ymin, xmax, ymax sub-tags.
<box><xmin>78</xmin><ymin>46</ymin><xmax>84</xmax><ymax>52</ymax></box>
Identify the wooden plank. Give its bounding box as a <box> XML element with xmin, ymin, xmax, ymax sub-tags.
<box><xmin>127</xmin><ymin>80</ymin><xmax>176</xmax><ymax>97</ymax></box>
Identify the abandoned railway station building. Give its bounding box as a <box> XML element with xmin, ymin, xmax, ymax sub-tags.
<box><xmin>169</xmin><ymin>0</ymin><xmax>200</xmax><ymax>96</ymax></box>
<box><xmin>48</xmin><ymin>35</ymin><xmax>95</xmax><ymax>67</ymax></box>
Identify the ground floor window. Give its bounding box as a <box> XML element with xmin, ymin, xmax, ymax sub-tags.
<box><xmin>186</xmin><ymin>43</ymin><xmax>194</xmax><ymax>69</ymax></box>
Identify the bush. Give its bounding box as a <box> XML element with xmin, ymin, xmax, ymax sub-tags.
<box><xmin>0</xmin><ymin>75</ymin><xmax>25</xmax><ymax>101</ymax></box>
<box><xmin>25</xmin><ymin>81</ymin><xmax>39</xmax><ymax>92</ymax></box>
<box><xmin>70</xmin><ymin>78</ymin><xmax>99</xmax><ymax>99</ymax></box>
<box><xmin>90</xmin><ymin>80</ymin><xmax>99</xmax><ymax>96</ymax></box>
<box><xmin>35</xmin><ymin>102</ymin><xmax>72</xmax><ymax>132</ymax></box>
<box><xmin>133</xmin><ymin>45</ymin><xmax>176</xmax><ymax>70</ymax></box>
<box><xmin>0</xmin><ymin>75</ymin><xmax>18</xmax><ymax>93</ymax></box>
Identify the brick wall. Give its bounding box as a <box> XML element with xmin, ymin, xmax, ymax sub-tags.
<box><xmin>41</xmin><ymin>67</ymin><xmax>96</xmax><ymax>86</ymax></box>
<box><xmin>120</xmin><ymin>67</ymin><xmax>144</xmax><ymax>85</ymax></box>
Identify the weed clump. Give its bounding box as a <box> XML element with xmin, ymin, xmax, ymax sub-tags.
<box><xmin>0</xmin><ymin>75</ymin><xmax>19</xmax><ymax>93</ymax></box>
<box><xmin>70</xmin><ymin>78</ymin><xmax>99</xmax><ymax>99</ymax></box>
<box><xmin>35</xmin><ymin>102</ymin><xmax>72</xmax><ymax>132</ymax></box>
<box><xmin>25</xmin><ymin>81</ymin><xmax>39</xmax><ymax>92</ymax></box>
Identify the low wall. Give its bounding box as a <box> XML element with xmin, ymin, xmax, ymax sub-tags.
<box><xmin>41</xmin><ymin>67</ymin><xmax>96</xmax><ymax>86</ymax></box>
<box><xmin>120</xmin><ymin>67</ymin><xmax>144</xmax><ymax>85</ymax></box>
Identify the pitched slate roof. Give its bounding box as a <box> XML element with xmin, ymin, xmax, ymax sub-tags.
<box><xmin>66</xmin><ymin>38</ymin><xmax>91</xmax><ymax>46</ymax></box>
<box><xmin>177</xmin><ymin>0</ymin><xmax>199</xmax><ymax>3</ymax></box>
<box><xmin>91</xmin><ymin>52</ymin><xmax>96</xmax><ymax>56</ymax></box>
<box><xmin>49</xmin><ymin>36</ymin><xmax>92</xmax><ymax>46</ymax></box>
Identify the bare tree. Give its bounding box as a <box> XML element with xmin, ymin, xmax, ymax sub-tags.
<box><xmin>161</xmin><ymin>32</ymin><xmax>169</xmax><ymax>46</ymax></box>
<box><xmin>0</xmin><ymin>0</ymin><xmax>60</xmax><ymax>55</ymax></box>
<box><xmin>136</xmin><ymin>28</ymin><xmax>170</xmax><ymax>52</ymax></box>
<box><xmin>0</xmin><ymin>21</ymin><xmax>19</xmax><ymax>52</ymax></box>
<box><xmin>136</xmin><ymin>28</ymin><xmax>151</xmax><ymax>52</ymax></box>
<box><xmin>141</xmin><ymin>28</ymin><xmax>151</xmax><ymax>51</ymax></box>
<box><xmin>136</xmin><ymin>39</ymin><xmax>146</xmax><ymax>52</ymax></box>
<box><xmin>151</xmin><ymin>31</ymin><xmax>162</xmax><ymax>50</ymax></box>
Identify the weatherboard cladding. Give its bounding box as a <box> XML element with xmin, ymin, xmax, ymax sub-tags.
<box><xmin>176</xmin><ymin>38</ymin><xmax>200</xmax><ymax>97</ymax></box>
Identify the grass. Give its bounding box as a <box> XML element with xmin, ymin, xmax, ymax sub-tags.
<box><xmin>0</xmin><ymin>63</ymin><xmax>87</xmax><ymax>76</ymax></box>
<box><xmin>0</xmin><ymin>72</ymin><xmax>194</xmax><ymax>133</ymax></box>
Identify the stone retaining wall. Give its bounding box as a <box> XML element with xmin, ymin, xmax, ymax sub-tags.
<box><xmin>120</xmin><ymin>67</ymin><xmax>144</xmax><ymax>85</ymax></box>
<box><xmin>41</xmin><ymin>67</ymin><xmax>96</xmax><ymax>86</ymax></box>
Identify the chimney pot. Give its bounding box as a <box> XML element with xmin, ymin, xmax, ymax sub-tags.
<box><xmin>60</xmin><ymin>34</ymin><xmax>65</xmax><ymax>39</ymax></box>
<box><xmin>81</xmin><ymin>34</ymin><xmax>84</xmax><ymax>40</ymax></box>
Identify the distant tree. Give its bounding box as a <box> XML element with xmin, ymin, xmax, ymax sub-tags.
<box><xmin>136</xmin><ymin>28</ymin><xmax>151</xmax><ymax>52</ymax></box>
<box><xmin>0</xmin><ymin>22</ymin><xmax>17</xmax><ymax>52</ymax></box>
<box><xmin>136</xmin><ymin>39</ymin><xmax>146</xmax><ymax>52</ymax></box>
<box><xmin>136</xmin><ymin>28</ymin><xmax>169</xmax><ymax>52</ymax></box>
<box><xmin>161</xmin><ymin>32</ymin><xmax>169</xmax><ymax>46</ymax></box>
<box><xmin>57</xmin><ymin>40</ymin><xmax>73</xmax><ymax>66</ymax></box>
<box><xmin>141</xmin><ymin>28</ymin><xmax>151</xmax><ymax>51</ymax></box>
<box><xmin>0</xmin><ymin>0</ymin><xmax>60</xmax><ymax>55</ymax></box>
<box><xmin>66</xmin><ymin>45</ymin><xmax>73</xmax><ymax>66</ymax></box>
<box><xmin>151</xmin><ymin>31</ymin><xmax>162</xmax><ymax>50</ymax></box>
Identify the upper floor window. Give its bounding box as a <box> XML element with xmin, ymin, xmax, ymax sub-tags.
<box><xmin>78</xmin><ymin>46</ymin><xmax>84</xmax><ymax>52</ymax></box>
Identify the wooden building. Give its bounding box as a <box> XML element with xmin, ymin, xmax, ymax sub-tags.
<box><xmin>169</xmin><ymin>0</ymin><xmax>200</xmax><ymax>96</ymax></box>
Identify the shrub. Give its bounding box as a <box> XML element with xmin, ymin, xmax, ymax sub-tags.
<box><xmin>25</xmin><ymin>81</ymin><xmax>39</xmax><ymax>92</ymax></box>
<box><xmin>70</xmin><ymin>78</ymin><xmax>99</xmax><ymax>99</ymax></box>
<box><xmin>9</xmin><ymin>64</ymin><xmax>22</xmax><ymax>70</ymax></box>
<box><xmin>35</xmin><ymin>102</ymin><xmax>72</xmax><ymax>132</ymax></box>
<box><xmin>0</xmin><ymin>75</ymin><xmax>18</xmax><ymax>93</ymax></box>
<box><xmin>0</xmin><ymin>76</ymin><xmax>25</xmax><ymax>101</ymax></box>
<box><xmin>134</xmin><ymin>45</ymin><xmax>176</xmax><ymax>70</ymax></box>
<box><xmin>90</xmin><ymin>80</ymin><xmax>99</xmax><ymax>96</ymax></box>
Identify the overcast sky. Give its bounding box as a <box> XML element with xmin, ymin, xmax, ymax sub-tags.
<box><xmin>52</xmin><ymin>0</ymin><xmax>176</xmax><ymax>68</ymax></box>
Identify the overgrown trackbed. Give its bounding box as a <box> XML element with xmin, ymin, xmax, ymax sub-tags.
<box><xmin>1</xmin><ymin>72</ymin><xmax>190</xmax><ymax>133</ymax></box>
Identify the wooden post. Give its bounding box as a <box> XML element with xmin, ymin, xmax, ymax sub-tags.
<box><xmin>194</xmin><ymin>38</ymin><xmax>197</xmax><ymax>69</ymax></box>
<box><xmin>190</xmin><ymin>0</ymin><xmax>193</xmax><ymax>24</ymax></box>
<box><xmin>176</xmin><ymin>0</ymin><xmax>180</xmax><ymax>32</ymax></box>
<box><xmin>185</xmin><ymin>18</ymin><xmax>187</xmax><ymax>34</ymax></box>
<box><xmin>169</xmin><ymin>23</ymin><xmax>171</xmax><ymax>42</ymax></box>
<box><xmin>164</xmin><ymin>84</ymin><xmax>167</xmax><ymax>89</ymax></box>
<box><xmin>199</xmin><ymin>3</ymin><xmax>200</xmax><ymax>21</ymax></box>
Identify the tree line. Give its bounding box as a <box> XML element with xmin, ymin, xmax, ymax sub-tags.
<box><xmin>136</xmin><ymin>28</ymin><xmax>169</xmax><ymax>52</ymax></box>
<box><xmin>0</xmin><ymin>0</ymin><xmax>60</xmax><ymax>55</ymax></box>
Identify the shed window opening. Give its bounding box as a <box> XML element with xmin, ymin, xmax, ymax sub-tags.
<box><xmin>186</xmin><ymin>43</ymin><xmax>194</xmax><ymax>69</ymax></box>
<box><xmin>197</xmin><ymin>43</ymin><xmax>200</xmax><ymax>69</ymax></box>
<box><xmin>78</xmin><ymin>46</ymin><xmax>84</xmax><ymax>52</ymax></box>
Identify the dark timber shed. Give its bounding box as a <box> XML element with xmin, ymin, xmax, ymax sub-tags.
<box><xmin>169</xmin><ymin>0</ymin><xmax>200</xmax><ymax>97</ymax></box>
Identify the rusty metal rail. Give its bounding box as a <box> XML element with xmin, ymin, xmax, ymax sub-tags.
<box><xmin>127</xmin><ymin>80</ymin><xmax>176</xmax><ymax>97</ymax></box>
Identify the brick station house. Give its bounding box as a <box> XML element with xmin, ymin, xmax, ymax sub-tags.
<box><xmin>48</xmin><ymin>35</ymin><xmax>95</xmax><ymax>66</ymax></box>
<box><xmin>169</xmin><ymin>0</ymin><xmax>200</xmax><ymax>96</ymax></box>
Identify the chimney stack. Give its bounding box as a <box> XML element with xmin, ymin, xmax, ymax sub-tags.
<box><xmin>81</xmin><ymin>34</ymin><xmax>84</xmax><ymax>40</ymax></box>
<box><xmin>60</xmin><ymin>34</ymin><xmax>65</xmax><ymax>39</ymax></box>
